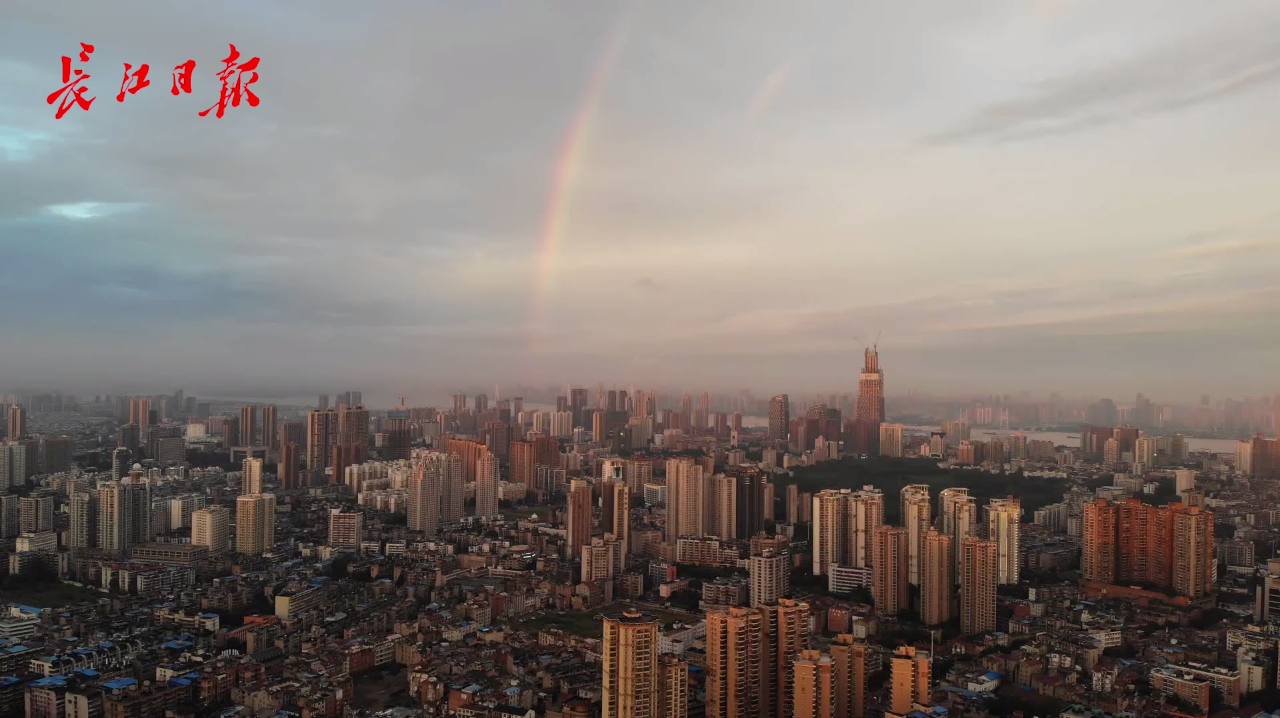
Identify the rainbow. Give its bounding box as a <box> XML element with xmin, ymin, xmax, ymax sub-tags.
<box><xmin>528</xmin><ymin>15</ymin><xmax>628</xmax><ymax>336</ymax></box>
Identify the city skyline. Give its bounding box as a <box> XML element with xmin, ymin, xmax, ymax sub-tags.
<box><xmin>2</xmin><ymin>1</ymin><xmax>1280</xmax><ymax>398</ymax></box>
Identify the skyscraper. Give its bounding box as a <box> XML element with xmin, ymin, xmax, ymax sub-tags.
<box><xmin>666</xmin><ymin>458</ymin><xmax>705</xmax><ymax>544</ymax></box>
<box><xmin>509</xmin><ymin>440</ymin><xmax>535</xmax><ymax>497</ymax></box>
<box><xmin>812</xmin><ymin>487</ymin><xmax>883</xmax><ymax>575</ymax></box>
<box><xmin>854</xmin><ymin>345</ymin><xmax>885</xmax><ymax>455</ymax></box>
<box><xmin>984</xmin><ymin>496</ymin><xmax>1021</xmax><ymax>585</ymax></box>
<box><xmin>68</xmin><ymin>491</ymin><xmax>97</xmax><ymax>549</ymax></box>
<box><xmin>408</xmin><ymin>452</ymin><xmax>444</xmax><ymax>536</ymax></box>
<box><xmin>6</xmin><ymin>404</ymin><xmax>24</xmax><ymax>440</ymax></box>
<box><xmin>128</xmin><ymin>397</ymin><xmax>152</xmax><ymax>439</ymax></box>
<box><xmin>900</xmin><ymin>485</ymin><xmax>931</xmax><ymax>586</ymax></box>
<box><xmin>20</xmin><ymin>496</ymin><xmax>54</xmax><ymax>533</ymax></box>
<box><xmin>567</xmin><ymin>479</ymin><xmax>593</xmax><ymax>559</ymax></box>
<box><xmin>280</xmin><ymin>442</ymin><xmax>301</xmax><ymax>490</ymax></box>
<box><xmin>1171</xmin><ymin>505</ymin><xmax>1215</xmax><ymax>600</ymax></box>
<box><xmin>602</xmin><ymin>610</ymin><xmax>660</xmax><ymax>718</ymax></box>
<box><xmin>192</xmin><ymin>505</ymin><xmax>229</xmax><ymax>554</ymax></box>
<box><xmin>762</xmin><ymin>598</ymin><xmax>810</xmax><ymax>718</ymax></box>
<box><xmin>887</xmin><ymin>646</ymin><xmax>931</xmax><ymax>718</ymax></box>
<box><xmin>768</xmin><ymin>395</ymin><xmax>790</xmax><ymax>442</ymax></box>
<box><xmin>878</xmin><ymin>423</ymin><xmax>904</xmax><ymax>457</ymax></box>
<box><xmin>1082</xmin><ymin>499</ymin><xmax>1118</xmax><ymax>583</ymax></box>
<box><xmin>920</xmin><ymin>529</ymin><xmax>953</xmax><ymax>626</ymax></box>
<box><xmin>750</xmin><ymin>550</ymin><xmax>790</xmax><ymax>607</ymax></box>
<box><xmin>792</xmin><ymin>650</ymin><xmax>835</xmax><ymax>718</ymax></box>
<box><xmin>236</xmin><ymin>494</ymin><xmax>276</xmax><ymax>555</ymax></box>
<box><xmin>242</xmin><ymin>457</ymin><xmax>263</xmax><ymax>495</ymax></box>
<box><xmin>475</xmin><ymin>449</ymin><xmax>499</xmax><ymax>516</ymax></box>
<box><xmin>657</xmin><ymin>656</ymin><xmax>689</xmax><ymax>718</ymax></box>
<box><xmin>239</xmin><ymin>404</ymin><xmax>257</xmax><ymax>447</ymax></box>
<box><xmin>97</xmin><ymin>479</ymin><xmax>149</xmax><ymax>554</ymax></box>
<box><xmin>830</xmin><ymin>634</ymin><xmax>868</xmax><ymax>718</ymax></box>
<box><xmin>306</xmin><ymin>408</ymin><xmax>338</xmax><ymax>472</ymax></box>
<box><xmin>873</xmin><ymin>525</ymin><xmax>909</xmax><ymax>617</ymax></box>
<box><xmin>960</xmin><ymin>537</ymin><xmax>997</xmax><ymax>635</ymax></box>
<box><xmin>261</xmin><ymin>404</ymin><xmax>277</xmax><ymax>452</ymax></box>
<box><xmin>705</xmin><ymin>607</ymin><xmax>765</xmax><ymax>718</ymax></box>
<box><xmin>939</xmin><ymin>488</ymin><xmax>977</xmax><ymax>578</ymax></box>
<box><xmin>706</xmin><ymin>474</ymin><xmax>737</xmax><ymax>540</ymax></box>
<box><xmin>603</xmin><ymin>478</ymin><xmax>631</xmax><ymax>557</ymax></box>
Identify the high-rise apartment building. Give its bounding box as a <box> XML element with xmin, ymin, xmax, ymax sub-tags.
<box><xmin>830</xmin><ymin>634</ymin><xmax>868</xmax><ymax>718</ymax></box>
<box><xmin>582</xmin><ymin>536</ymin><xmax>623</xmax><ymax>582</ymax></box>
<box><xmin>657</xmin><ymin>656</ymin><xmax>689</xmax><ymax>718</ymax></box>
<box><xmin>242</xmin><ymin>457</ymin><xmax>263</xmax><ymax>495</ymax></box>
<box><xmin>567</xmin><ymin>479</ymin><xmax>593</xmax><ymax>560</ymax></box>
<box><xmin>236</xmin><ymin>494</ymin><xmax>276</xmax><ymax>555</ymax></box>
<box><xmin>1172</xmin><ymin>505</ymin><xmax>1215</xmax><ymax>600</ymax></box>
<box><xmin>812</xmin><ymin>487</ymin><xmax>883</xmax><ymax>575</ymax></box>
<box><xmin>900</xmin><ymin>485</ymin><xmax>931</xmax><ymax>586</ymax></box>
<box><xmin>38</xmin><ymin>436</ymin><xmax>73</xmax><ymax>474</ymax></box>
<box><xmin>666</xmin><ymin>459</ymin><xmax>705</xmax><ymax>544</ymax></box>
<box><xmin>306</xmin><ymin>409</ymin><xmax>338</xmax><ymax>472</ymax></box>
<box><xmin>328</xmin><ymin>509</ymin><xmax>363</xmax><ymax>550</ymax></box>
<box><xmin>602</xmin><ymin>479</ymin><xmax>630</xmax><ymax>557</ymax></box>
<box><xmin>887</xmin><ymin>646</ymin><xmax>931</xmax><ymax>718</ymax></box>
<box><xmin>239</xmin><ymin>404</ymin><xmax>257</xmax><ymax>446</ymax></box>
<box><xmin>728</xmin><ymin>465</ymin><xmax>767</xmax><ymax>540</ymax></box>
<box><xmin>762</xmin><ymin>598</ymin><xmax>810</xmax><ymax>718</ymax></box>
<box><xmin>280</xmin><ymin>442</ymin><xmax>301</xmax><ymax>490</ymax></box>
<box><xmin>192</xmin><ymin>505</ymin><xmax>230</xmax><ymax>554</ymax></box>
<box><xmin>97</xmin><ymin>479</ymin><xmax>149</xmax><ymax>554</ymax></box>
<box><xmin>509</xmin><ymin>440</ymin><xmax>535</xmax><ymax>496</ymax></box>
<box><xmin>705</xmin><ymin>607</ymin><xmax>765</xmax><ymax>718</ymax></box>
<box><xmin>792</xmin><ymin>650</ymin><xmax>835</xmax><ymax>718</ymax></box>
<box><xmin>749</xmin><ymin>550</ymin><xmax>789</xmax><ymax>607</ymax></box>
<box><xmin>475</xmin><ymin>449</ymin><xmax>499</xmax><ymax>516</ymax></box>
<box><xmin>68</xmin><ymin>491</ymin><xmax>97</xmax><ymax>549</ymax></box>
<box><xmin>0</xmin><ymin>494</ymin><xmax>17</xmax><ymax>538</ymax></box>
<box><xmin>128</xmin><ymin>397</ymin><xmax>152</xmax><ymax>438</ymax></box>
<box><xmin>768</xmin><ymin>395</ymin><xmax>790</xmax><ymax>442</ymax></box>
<box><xmin>1082</xmin><ymin>499</ymin><xmax>1118</xmax><ymax>583</ymax></box>
<box><xmin>704</xmin><ymin>473</ymin><xmax>736</xmax><ymax>540</ymax></box>
<box><xmin>873</xmin><ymin>525</ymin><xmax>909</xmax><ymax>617</ymax></box>
<box><xmin>960</xmin><ymin>537</ymin><xmax>997</xmax><ymax>635</ymax></box>
<box><xmin>261</xmin><ymin>404</ymin><xmax>277</xmax><ymax>452</ymax></box>
<box><xmin>6</xmin><ymin>404</ymin><xmax>24</xmax><ymax>440</ymax></box>
<box><xmin>408</xmin><ymin>453</ymin><xmax>442</xmax><ymax>536</ymax></box>
<box><xmin>939</xmin><ymin>488</ymin><xmax>977</xmax><ymax>577</ymax></box>
<box><xmin>601</xmin><ymin>610</ymin><xmax>660</xmax><ymax>718</ymax></box>
<box><xmin>20</xmin><ymin>496</ymin><xmax>54</xmax><ymax>533</ymax></box>
<box><xmin>878</xmin><ymin>423</ymin><xmax>904</xmax><ymax>457</ymax></box>
<box><xmin>984</xmin><ymin>496</ymin><xmax>1021</xmax><ymax>585</ymax></box>
<box><xmin>920</xmin><ymin>529</ymin><xmax>953</xmax><ymax>626</ymax></box>
<box><xmin>1116</xmin><ymin>498</ymin><xmax>1173</xmax><ymax>587</ymax></box>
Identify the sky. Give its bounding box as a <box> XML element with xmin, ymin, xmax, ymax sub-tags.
<box><xmin>2</xmin><ymin>0</ymin><xmax>1279</xmax><ymax>405</ymax></box>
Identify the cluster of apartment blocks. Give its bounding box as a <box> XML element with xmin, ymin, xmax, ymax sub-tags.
<box><xmin>810</xmin><ymin>485</ymin><xmax>1019</xmax><ymax>635</ymax></box>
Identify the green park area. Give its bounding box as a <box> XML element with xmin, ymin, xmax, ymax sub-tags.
<box><xmin>0</xmin><ymin>581</ymin><xmax>105</xmax><ymax>610</ymax></box>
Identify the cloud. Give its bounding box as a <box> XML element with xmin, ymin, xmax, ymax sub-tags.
<box><xmin>1166</xmin><ymin>239</ymin><xmax>1271</xmax><ymax>259</ymax></box>
<box><xmin>0</xmin><ymin>1</ymin><xmax>1279</xmax><ymax>401</ymax></box>
<box><xmin>44</xmin><ymin>201</ymin><xmax>143</xmax><ymax>220</ymax></box>
<box><xmin>928</xmin><ymin>16</ymin><xmax>1280</xmax><ymax>144</ymax></box>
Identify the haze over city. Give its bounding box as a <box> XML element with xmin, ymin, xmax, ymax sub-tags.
<box><xmin>2</xmin><ymin>0</ymin><xmax>1280</xmax><ymax>400</ymax></box>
